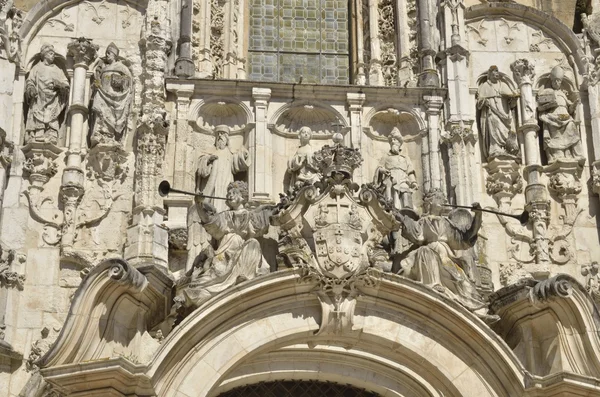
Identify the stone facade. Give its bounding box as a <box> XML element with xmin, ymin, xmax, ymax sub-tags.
<box><xmin>0</xmin><ymin>0</ymin><xmax>600</xmax><ymax>396</ymax></box>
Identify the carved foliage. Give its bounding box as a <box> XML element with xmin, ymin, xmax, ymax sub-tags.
<box><xmin>378</xmin><ymin>0</ymin><xmax>397</xmax><ymax>86</ymax></box>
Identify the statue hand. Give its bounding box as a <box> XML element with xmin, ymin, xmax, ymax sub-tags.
<box><xmin>208</xmin><ymin>155</ymin><xmax>218</xmax><ymax>163</ymax></box>
<box><xmin>471</xmin><ymin>202</ymin><xmax>482</xmax><ymax>211</ymax></box>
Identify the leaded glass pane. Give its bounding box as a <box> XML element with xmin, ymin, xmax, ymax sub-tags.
<box><xmin>247</xmin><ymin>53</ymin><xmax>278</xmax><ymax>81</ymax></box>
<box><xmin>248</xmin><ymin>0</ymin><xmax>349</xmax><ymax>84</ymax></box>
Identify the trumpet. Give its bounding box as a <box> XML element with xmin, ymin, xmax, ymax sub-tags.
<box><xmin>158</xmin><ymin>180</ymin><xmax>229</xmax><ymax>201</ymax></box>
<box><xmin>442</xmin><ymin>204</ymin><xmax>529</xmax><ymax>225</ymax></box>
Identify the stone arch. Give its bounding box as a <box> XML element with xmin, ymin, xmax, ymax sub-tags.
<box><xmin>269</xmin><ymin>101</ymin><xmax>348</xmax><ymax>138</ymax></box>
<box><xmin>363</xmin><ymin>105</ymin><xmax>425</xmax><ymax>142</ymax></box>
<box><xmin>189</xmin><ymin>97</ymin><xmax>254</xmax><ymax>136</ymax></box>
<box><xmin>146</xmin><ymin>270</ymin><xmax>527</xmax><ymax>397</ymax></box>
<box><xmin>465</xmin><ymin>4</ymin><xmax>587</xmax><ymax>78</ymax></box>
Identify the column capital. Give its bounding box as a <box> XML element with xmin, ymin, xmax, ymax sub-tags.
<box><xmin>67</xmin><ymin>37</ymin><xmax>98</xmax><ymax>67</ymax></box>
<box><xmin>346</xmin><ymin>92</ymin><xmax>366</xmax><ymax>110</ymax></box>
<box><xmin>423</xmin><ymin>95</ymin><xmax>444</xmax><ymax>113</ymax></box>
<box><xmin>252</xmin><ymin>87</ymin><xmax>271</xmax><ymax>105</ymax></box>
<box><xmin>510</xmin><ymin>58</ymin><xmax>536</xmax><ymax>86</ymax></box>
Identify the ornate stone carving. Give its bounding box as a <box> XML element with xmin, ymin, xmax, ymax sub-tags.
<box><xmin>47</xmin><ymin>9</ymin><xmax>75</xmax><ymax>32</ymax></box>
<box><xmin>0</xmin><ymin>246</ymin><xmax>24</xmax><ymax>290</ymax></box>
<box><xmin>378</xmin><ymin>0</ymin><xmax>397</xmax><ymax>86</ymax></box>
<box><xmin>372</xmin><ymin>127</ymin><xmax>417</xmax><ymax>209</ymax></box>
<box><xmin>396</xmin><ymin>198</ymin><xmax>497</xmax><ymax>322</ymax></box>
<box><xmin>195</xmin><ymin>125</ymin><xmax>250</xmax><ymax>213</ymax></box>
<box><xmin>537</xmin><ymin>66</ymin><xmax>584</xmax><ymax>164</ymax></box>
<box><xmin>476</xmin><ymin>65</ymin><xmax>520</xmax><ymax>161</ymax></box>
<box><xmin>581</xmin><ymin>262</ymin><xmax>600</xmax><ymax>304</ymax></box>
<box><xmin>26</xmin><ymin>326</ymin><xmax>61</xmax><ymax>372</ymax></box>
<box><xmin>499</xmin><ymin>18</ymin><xmax>520</xmax><ymax>45</ymax></box>
<box><xmin>210</xmin><ymin>0</ymin><xmax>225</xmax><ymax>77</ymax></box>
<box><xmin>485</xmin><ymin>156</ymin><xmax>523</xmax><ymax>202</ymax></box>
<box><xmin>90</xmin><ymin>43</ymin><xmax>133</xmax><ymax>148</ymax></box>
<box><xmin>0</xmin><ymin>1</ymin><xmax>22</xmax><ymax>63</ymax></box>
<box><xmin>285</xmin><ymin>126</ymin><xmax>321</xmax><ymax>195</ymax></box>
<box><xmin>25</xmin><ymin>44</ymin><xmax>70</xmax><ymax>145</ymax></box>
<box><xmin>22</xmin><ymin>143</ymin><xmax>62</xmax><ymax>188</ymax></box>
<box><xmin>467</xmin><ymin>19</ymin><xmax>489</xmax><ymax>47</ymax></box>
<box><xmin>174</xmin><ymin>181</ymin><xmax>274</xmax><ymax>315</ymax></box>
<box><xmin>83</xmin><ymin>0</ymin><xmax>110</xmax><ymax>25</ymax></box>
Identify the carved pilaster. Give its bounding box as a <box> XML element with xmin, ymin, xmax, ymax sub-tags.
<box><xmin>347</xmin><ymin>93</ymin><xmax>366</xmax><ymax>180</ymax></box>
<box><xmin>249</xmin><ymin>87</ymin><xmax>272</xmax><ymax>203</ymax></box>
<box><xmin>442</xmin><ymin>124</ymin><xmax>478</xmax><ymax>205</ymax></box>
<box><xmin>424</xmin><ymin>95</ymin><xmax>444</xmax><ymax>192</ymax></box>
<box><xmin>126</xmin><ymin>1</ymin><xmax>171</xmax><ymax>267</ymax></box>
<box><xmin>0</xmin><ymin>4</ymin><xmax>22</xmax><ymax>64</ymax></box>
<box><xmin>525</xmin><ymin>182</ymin><xmax>550</xmax><ymax>268</ymax></box>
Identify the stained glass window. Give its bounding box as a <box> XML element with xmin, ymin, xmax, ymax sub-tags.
<box><xmin>248</xmin><ymin>0</ymin><xmax>350</xmax><ymax>84</ymax></box>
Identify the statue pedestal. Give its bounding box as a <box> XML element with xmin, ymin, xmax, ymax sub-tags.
<box><xmin>21</xmin><ymin>143</ymin><xmax>62</xmax><ymax>190</ymax></box>
<box><xmin>124</xmin><ymin>208</ymin><xmax>169</xmax><ymax>268</ymax></box>
<box><xmin>544</xmin><ymin>159</ymin><xmax>584</xmax><ymax>225</ymax></box>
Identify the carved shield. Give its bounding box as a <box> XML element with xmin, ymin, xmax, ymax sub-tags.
<box><xmin>315</xmin><ymin>225</ymin><xmax>362</xmax><ymax>279</ymax></box>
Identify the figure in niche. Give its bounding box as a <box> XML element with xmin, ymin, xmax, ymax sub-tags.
<box><xmin>90</xmin><ymin>43</ymin><xmax>133</xmax><ymax>148</ymax></box>
<box><xmin>395</xmin><ymin>193</ymin><xmax>496</xmax><ymax>321</ymax></box>
<box><xmin>175</xmin><ymin>181</ymin><xmax>273</xmax><ymax>312</ymax></box>
<box><xmin>537</xmin><ymin>66</ymin><xmax>584</xmax><ymax>163</ymax></box>
<box><xmin>25</xmin><ymin>44</ymin><xmax>70</xmax><ymax>145</ymax></box>
<box><xmin>477</xmin><ymin>65</ymin><xmax>520</xmax><ymax>160</ymax></box>
<box><xmin>187</xmin><ymin>125</ymin><xmax>251</xmax><ymax>271</ymax></box>
<box><xmin>286</xmin><ymin>126</ymin><xmax>321</xmax><ymax>194</ymax></box>
<box><xmin>373</xmin><ymin>127</ymin><xmax>418</xmax><ymax>209</ymax></box>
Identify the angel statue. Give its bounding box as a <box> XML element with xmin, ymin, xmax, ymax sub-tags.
<box><xmin>174</xmin><ymin>181</ymin><xmax>274</xmax><ymax>314</ymax></box>
<box><xmin>395</xmin><ymin>193</ymin><xmax>498</xmax><ymax>322</ymax></box>
<box><xmin>25</xmin><ymin>44</ymin><xmax>70</xmax><ymax>145</ymax></box>
<box><xmin>90</xmin><ymin>43</ymin><xmax>133</xmax><ymax>147</ymax></box>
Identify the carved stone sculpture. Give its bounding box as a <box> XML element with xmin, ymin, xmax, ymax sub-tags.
<box><xmin>0</xmin><ymin>1</ymin><xmax>22</xmax><ymax>63</ymax></box>
<box><xmin>175</xmin><ymin>181</ymin><xmax>272</xmax><ymax>313</ymax></box>
<box><xmin>477</xmin><ymin>65</ymin><xmax>520</xmax><ymax>160</ymax></box>
<box><xmin>373</xmin><ymin>127</ymin><xmax>417</xmax><ymax>209</ymax></box>
<box><xmin>90</xmin><ymin>43</ymin><xmax>133</xmax><ymax>147</ymax></box>
<box><xmin>195</xmin><ymin>125</ymin><xmax>250</xmax><ymax>212</ymax></box>
<box><xmin>395</xmin><ymin>194</ymin><xmax>495</xmax><ymax>320</ymax></box>
<box><xmin>286</xmin><ymin>126</ymin><xmax>321</xmax><ymax>194</ymax></box>
<box><xmin>187</xmin><ymin>125</ymin><xmax>251</xmax><ymax>271</ymax></box>
<box><xmin>537</xmin><ymin>66</ymin><xmax>584</xmax><ymax>164</ymax></box>
<box><xmin>25</xmin><ymin>44</ymin><xmax>70</xmax><ymax>145</ymax></box>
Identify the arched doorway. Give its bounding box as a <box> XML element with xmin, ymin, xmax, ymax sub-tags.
<box><xmin>217</xmin><ymin>380</ymin><xmax>380</xmax><ymax>397</ymax></box>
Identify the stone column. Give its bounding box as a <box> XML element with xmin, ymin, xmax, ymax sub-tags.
<box><xmin>353</xmin><ymin>0</ymin><xmax>366</xmax><ymax>84</ymax></box>
<box><xmin>424</xmin><ymin>95</ymin><xmax>444</xmax><ymax>191</ymax></box>
<box><xmin>417</xmin><ymin>0</ymin><xmax>439</xmax><ymax>87</ymax></box>
<box><xmin>250</xmin><ymin>88</ymin><xmax>272</xmax><ymax>203</ymax></box>
<box><xmin>62</xmin><ymin>38</ymin><xmax>98</xmax><ymax>250</ymax></box>
<box><xmin>125</xmin><ymin>1</ymin><xmax>172</xmax><ymax>268</ymax></box>
<box><xmin>195</xmin><ymin>0</ymin><xmax>213</xmax><ymax>76</ymax></box>
<box><xmin>175</xmin><ymin>0</ymin><xmax>194</xmax><ymax>77</ymax></box>
<box><xmin>395</xmin><ymin>0</ymin><xmax>413</xmax><ymax>83</ymax></box>
<box><xmin>511</xmin><ymin>58</ymin><xmax>550</xmax><ymax>267</ymax></box>
<box><xmin>368</xmin><ymin>0</ymin><xmax>383</xmax><ymax>85</ymax></box>
<box><xmin>164</xmin><ymin>82</ymin><xmax>194</xmax><ymax>230</ymax></box>
<box><xmin>347</xmin><ymin>93</ymin><xmax>366</xmax><ymax>181</ymax></box>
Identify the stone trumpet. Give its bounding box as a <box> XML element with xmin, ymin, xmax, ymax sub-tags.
<box><xmin>441</xmin><ymin>204</ymin><xmax>530</xmax><ymax>225</ymax></box>
<box><xmin>158</xmin><ymin>180</ymin><xmax>228</xmax><ymax>200</ymax></box>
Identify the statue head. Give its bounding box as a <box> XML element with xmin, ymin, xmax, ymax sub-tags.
<box><xmin>214</xmin><ymin>125</ymin><xmax>230</xmax><ymax>150</ymax></box>
<box><xmin>106</xmin><ymin>42</ymin><xmax>119</xmax><ymax>62</ymax></box>
<box><xmin>298</xmin><ymin>126</ymin><xmax>313</xmax><ymax>145</ymax></box>
<box><xmin>40</xmin><ymin>44</ymin><xmax>55</xmax><ymax>64</ymax></box>
<box><xmin>389</xmin><ymin>127</ymin><xmax>404</xmax><ymax>154</ymax></box>
<box><xmin>550</xmin><ymin>66</ymin><xmax>564</xmax><ymax>90</ymax></box>
<box><xmin>487</xmin><ymin>65</ymin><xmax>500</xmax><ymax>83</ymax></box>
<box><xmin>225</xmin><ymin>181</ymin><xmax>249</xmax><ymax>210</ymax></box>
